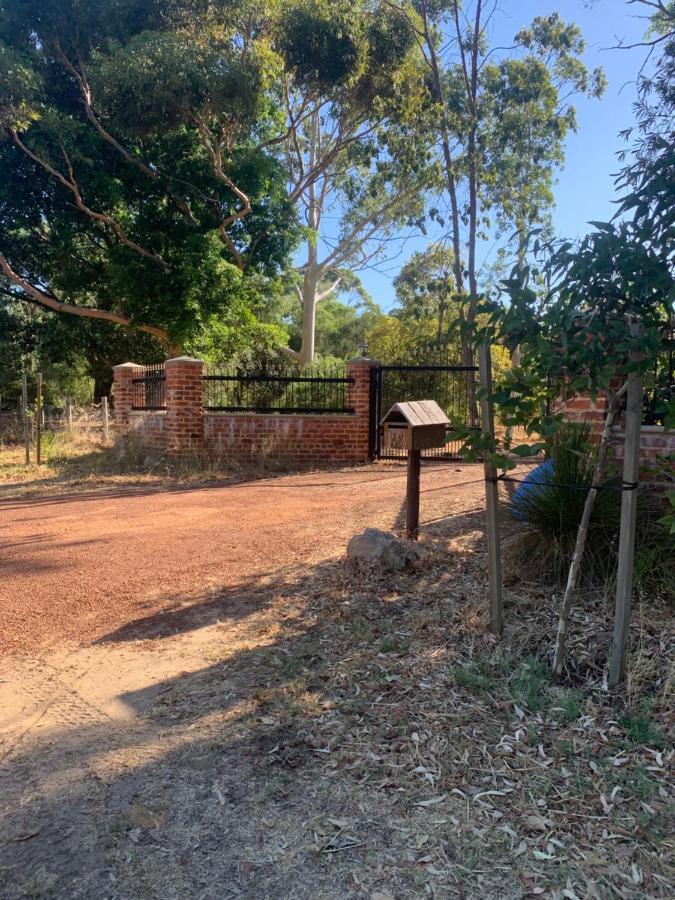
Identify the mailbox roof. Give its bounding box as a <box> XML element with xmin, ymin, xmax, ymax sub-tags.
<box><xmin>380</xmin><ymin>399</ymin><xmax>450</xmax><ymax>428</ymax></box>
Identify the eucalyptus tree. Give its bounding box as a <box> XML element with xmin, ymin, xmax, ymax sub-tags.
<box><xmin>274</xmin><ymin>0</ymin><xmax>432</xmax><ymax>366</ymax></box>
<box><xmin>385</xmin><ymin>2</ymin><xmax>605</xmax><ymax>376</ymax></box>
<box><xmin>0</xmin><ymin>0</ymin><xmax>300</xmax><ymax>355</ymax></box>
<box><xmin>393</xmin><ymin>243</ymin><xmax>456</xmax><ymax>341</ymax></box>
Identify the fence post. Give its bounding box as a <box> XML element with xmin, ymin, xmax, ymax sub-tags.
<box><xmin>348</xmin><ymin>357</ymin><xmax>379</xmax><ymax>463</ymax></box>
<box><xmin>66</xmin><ymin>396</ymin><xmax>73</xmax><ymax>431</ymax></box>
<box><xmin>112</xmin><ymin>363</ymin><xmax>144</xmax><ymax>431</ymax></box>
<box><xmin>36</xmin><ymin>372</ymin><xmax>42</xmax><ymax>465</ymax></box>
<box><xmin>102</xmin><ymin>395</ymin><xmax>109</xmax><ymax>442</ymax></box>
<box><xmin>479</xmin><ymin>342</ymin><xmax>504</xmax><ymax>636</ymax></box>
<box><xmin>164</xmin><ymin>357</ymin><xmax>204</xmax><ymax>454</ymax></box>
<box><xmin>22</xmin><ymin>371</ymin><xmax>30</xmax><ymax>466</ymax></box>
<box><xmin>608</xmin><ymin>326</ymin><xmax>643</xmax><ymax>687</ymax></box>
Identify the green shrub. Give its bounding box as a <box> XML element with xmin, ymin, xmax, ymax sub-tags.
<box><xmin>507</xmin><ymin>422</ymin><xmax>674</xmax><ymax>597</ymax></box>
<box><xmin>508</xmin><ymin>423</ymin><xmax>621</xmax><ymax>584</ymax></box>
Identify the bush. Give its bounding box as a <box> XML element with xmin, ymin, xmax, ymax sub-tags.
<box><xmin>507</xmin><ymin>422</ymin><xmax>674</xmax><ymax>597</ymax></box>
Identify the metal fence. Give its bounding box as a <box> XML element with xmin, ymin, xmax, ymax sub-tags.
<box><xmin>132</xmin><ymin>364</ymin><xmax>166</xmax><ymax>411</ymax></box>
<box><xmin>369</xmin><ymin>359</ymin><xmax>479</xmax><ymax>461</ymax></box>
<box><xmin>203</xmin><ymin>363</ymin><xmax>354</xmax><ymax>414</ymax></box>
<box><xmin>642</xmin><ymin>328</ymin><xmax>673</xmax><ymax>426</ymax></box>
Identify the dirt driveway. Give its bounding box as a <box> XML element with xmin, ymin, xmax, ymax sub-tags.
<box><xmin>0</xmin><ymin>463</ymin><xmax>486</xmax><ymax>656</ymax></box>
<box><xmin>1</xmin><ymin>464</ymin><xmax>671</xmax><ymax>900</ymax></box>
<box><xmin>0</xmin><ymin>463</ymin><xmax>497</xmax><ymax>900</ymax></box>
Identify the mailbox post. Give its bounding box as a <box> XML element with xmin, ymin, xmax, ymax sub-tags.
<box><xmin>380</xmin><ymin>400</ymin><xmax>450</xmax><ymax>540</ymax></box>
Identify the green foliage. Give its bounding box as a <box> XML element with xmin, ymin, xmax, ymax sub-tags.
<box><xmin>659</xmin><ymin>490</ymin><xmax>675</xmax><ymax>535</ymax></box>
<box><xmin>466</xmin><ymin>23</ymin><xmax>674</xmax><ymax>475</ymax></box>
<box><xmin>451</xmin><ymin>659</ymin><xmax>494</xmax><ymax>693</ymax></box>
<box><xmin>620</xmin><ymin>701</ymin><xmax>666</xmax><ymax>749</ymax></box>
<box><xmin>92</xmin><ymin>32</ymin><xmax>263</xmax><ymax>136</ymax></box>
<box><xmin>0</xmin><ymin>0</ymin><xmax>302</xmax><ymax>353</ymax></box>
<box><xmin>365</xmin><ymin>315</ymin><xmax>443</xmax><ymax>362</ymax></box>
<box><xmin>393</xmin><ymin>243</ymin><xmax>457</xmax><ymax>341</ymax></box>
<box><xmin>0</xmin><ymin>40</ymin><xmax>40</xmax><ymax>129</ymax></box>
<box><xmin>506</xmin><ymin>423</ymin><xmax>675</xmax><ymax>594</ymax></box>
<box><xmin>279</xmin><ymin>2</ymin><xmax>364</xmax><ymax>91</ymax></box>
<box><xmin>508</xmin><ymin>656</ymin><xmax>549</xmax><ymax>713</ymax></box>
<box><xmin>508</xmin><ymin>423</ymin><xmax>621</xmax><ymax>571</ymax></box>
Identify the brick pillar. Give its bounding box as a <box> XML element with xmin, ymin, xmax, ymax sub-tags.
<box><xmin>112</xmin><ymin>362</ymin><xmax>144</xmax><ymax>429</ymax></box>
<box><xmin>164</xmin><ymin>356</ymin><xmax>204</xmax><ymax>453</ymax></box>
<box><xmin>348</xmin><ymin>357</ymin><xmax>379</xmax><ymax>462</ymax></box>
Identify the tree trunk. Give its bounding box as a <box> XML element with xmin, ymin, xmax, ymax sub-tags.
<box><xmin>299</xmin><ymin>268</ymin><xmax>319</xmax><ymax>368</ymax></box>
<box><xmin>551</xmin><ymin>388</ymin><xmax>625</xmax><ymax>678</ymax></box>
<box><xmin>422</xmin><ymin>9</ymin><xmax>464</xmax><ymax>297</ymax></box>
<box><xmin>295</xmin><ymin>109</ymin><xmax>321</xmax><ymax>369</ymax></box>
<box><xmin>93</xmin><ymin>377</ymin><xmax>113</xmax><ymax>401</ymax></box>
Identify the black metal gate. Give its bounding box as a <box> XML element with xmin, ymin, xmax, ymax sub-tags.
<box><xmin>369</xmin><ymin>361</ymin><xmax>479</xmax><ymax>461</ymax></box>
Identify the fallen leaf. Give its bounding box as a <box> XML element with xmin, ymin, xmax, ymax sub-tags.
<box><xmin>525</xmin><ymin>815</ymin><xmax>551</xmax><ymax>832</ymax></box>
<box><xmin>415</xmin><ymin>795</ymin><xmax>446</xmax><ymax>807</ymax></box>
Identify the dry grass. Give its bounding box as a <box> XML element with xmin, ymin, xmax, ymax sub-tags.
<box><xmin>0</xmin><ymin>425</ymin><xmax>287</xmax><ymax>499</ymax></box>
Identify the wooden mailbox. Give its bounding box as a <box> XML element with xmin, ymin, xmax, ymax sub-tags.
<box><xmin>380</xmin><ymin>400</ymin><xmax>450</xmax><ymax>540</ymax></box>
<box><xmin>381</xmin><ymin>400</ymin><xmax>449</xmax><ymax>452</ymax></box>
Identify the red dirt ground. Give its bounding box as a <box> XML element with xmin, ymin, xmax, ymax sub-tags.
<box><xmin>0</xmin><ymin>463</ymin><xmax>489</xmax><ymax>655</ymax></box>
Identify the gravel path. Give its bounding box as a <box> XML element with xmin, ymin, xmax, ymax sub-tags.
<box><xmin>0</xmin><ymin>463</ymin><xmax>487</xmax><ymax>656</ymax></box>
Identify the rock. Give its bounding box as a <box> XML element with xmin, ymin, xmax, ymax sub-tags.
<box><xmin>346</xmin><ymin>527</ymin><xmax>420</xmax><ymax>571</ymax></box>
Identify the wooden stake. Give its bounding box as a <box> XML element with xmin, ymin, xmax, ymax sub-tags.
<box><xmin>479</xmin><ymin>342</ymin><xmax>503</xmax><ymax>635</ymax></box>
<box><xmin>22</xmin><ymin>371</ymin><xmax>30</xmax><ymax>466</ymax></box>
<box><xmin>102</xmin><ymin>395</ymin><xmax>109</xmax><ymax>442</ymax></box>
<box><xmin>66</xmin><ymin>395</ymin><xmax>73</xmax><ymax>431</ymax></box>
<box><xmin>609</xmin><ymin>331</ymin><xmax>643</xmax><ymax>687</ymax></box>
<box><xmin>36</xmin><ymin>372</ymin><xmax>42</xmax><ymax>465</ymax></box>
<box><xmin>551</xmin><ymin>384</ymin><xmax>627</xmax><ymax>678</ymax></box>
<box><xmin>406</xmin><ymin>447</ymin><xmax>421</xmax><ymax>540</ymax></box>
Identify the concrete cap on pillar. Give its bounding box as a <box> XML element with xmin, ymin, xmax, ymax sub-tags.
<box><xmin>348</xmin><ymin>357</ymin><xmax>380</xmax><ymax>366</ymax></box>
<box><xmin>165</xmin><ymin>356</ymin><xmax>203</xmax><ymax>366</ymax></box>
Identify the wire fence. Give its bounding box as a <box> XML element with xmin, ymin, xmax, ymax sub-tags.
<box><xmin>0</xmin><ymin>401</ymin><xmax>111</xmax><ymax>444</ymax></box>
<box><xmin>203</xmin><ymin>362</ymin><xmax>354</xmax><ymax>414</ymax></box>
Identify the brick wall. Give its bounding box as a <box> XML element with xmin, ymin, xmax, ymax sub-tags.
<box><xmin>560</xmin><ymin>391</ymin><xmax>674</xmax><ymax>467</ymax></box>
<box><xmin>113</xmin><ymin>357</ymin><xmax>376</xmax><ymax>467</ymax></box>
<box><xmin>611</xmin><ymin>427</ymin><xmax>675</xmax><ymax>467</ymax></box>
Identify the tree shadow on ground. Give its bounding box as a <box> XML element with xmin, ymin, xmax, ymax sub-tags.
<box><xmin>94</xmin><ymin>505</ymin><xmax>487</xmax><ymax>646</ymax></box>
<box><xmin>2</xmin><ymin>502</ymin><xmax>666</xmax><ymax>900</ymax></box>
<box><xmin>1</xmin><ymin>541</ymin><xmax>486</xmax><ymax>900</ymax></box>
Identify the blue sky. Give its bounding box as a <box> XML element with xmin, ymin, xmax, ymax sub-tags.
<box><xmin>352</xmin><ymin>0</ymin><xmax>652</xmax><ymax>311</ymax></box>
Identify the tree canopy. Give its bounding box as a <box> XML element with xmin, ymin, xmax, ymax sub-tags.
<box><xmin>0</xmin><ymin>0</ymin><xmax>300</xmax><ymax>354</ymax></box>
